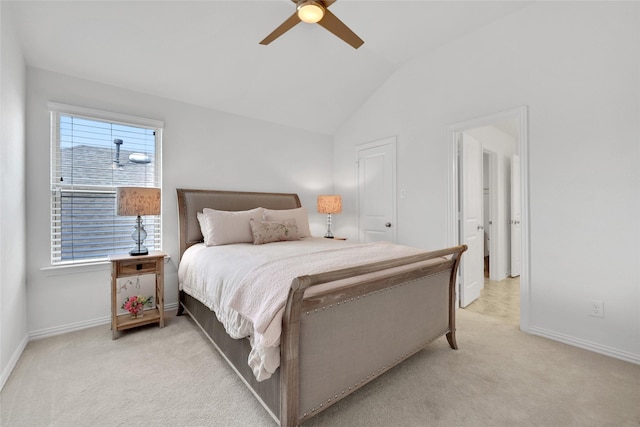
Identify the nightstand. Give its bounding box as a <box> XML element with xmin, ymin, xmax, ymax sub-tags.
<box><xmin>109</xmin><ymin>251</ymin><xmax>165</xmax><ymax>339</ymax></box>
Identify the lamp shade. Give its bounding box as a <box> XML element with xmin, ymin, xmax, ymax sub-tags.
<box><xmin>116</xmin><ymin>187</ymin><xmax>161</xmax><ymax>216</ymax></box>
<box><xmin>317</xmin><ymin>195</ymin><xmax>342</xmax><ymax>214</ymax></box>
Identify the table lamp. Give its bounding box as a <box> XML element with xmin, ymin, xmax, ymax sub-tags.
<box><xmin>116</xmin><ymin>187</ymin><xmax>161</xmax><ymax>255</ymax></box>
<box><xmin>317</xmin><ymin>195</ymin><xmax>342</xmax><ymax>238</ymax></box>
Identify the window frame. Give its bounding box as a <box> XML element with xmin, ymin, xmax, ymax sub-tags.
<box><xmin>48</xmin><ymin>102</ymin><xmax>164</xmax><ymax>266</ymax></box>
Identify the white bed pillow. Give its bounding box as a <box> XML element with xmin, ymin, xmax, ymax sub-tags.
<box><xmin>249</xmin><ymin>219</ymin><xmax>300</xmax><ymax>245</ymax></box>
<box><xmin>262</xmin><ymin>207</ymin><xmax>311</xmax><ymax>238</ymax></box>
<box><xmin>202</xmin><ymin>207</ymin><xmax>265</xmax><ymax>246</ymax></box>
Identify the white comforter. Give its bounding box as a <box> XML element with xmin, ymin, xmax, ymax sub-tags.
<box><xmin>178</xmin><ymin>237</ymin><xmax>425</xmax><ymax>381</ymax></box>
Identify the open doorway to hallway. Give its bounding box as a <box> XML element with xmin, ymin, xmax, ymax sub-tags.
<box><xmin>462</xmin><ymin>123</ymin><xmax>520</xmax><ymax>326</ymax></box>
<box><xmin>447</xmin><ymin>106</ymin><xmax>529</xmax><ymax>330</ymax></box>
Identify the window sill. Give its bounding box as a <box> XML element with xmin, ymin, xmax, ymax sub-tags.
<box><xmin>41</xmin><ymin>254</ymin><xmax>171</xmax><ymax>276</ymax></box>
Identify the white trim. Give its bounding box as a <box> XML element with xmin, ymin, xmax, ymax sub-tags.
<box><xmin>41</xmin><ymin>260</ymin><xmax>110</xmax><ymax>275</ymax></box>
<box><xmin>447</xmin><ymin>106</ymin><xmax>530</xmax><ymax>331</ymax></box>
<box><xmin>28</xmin><ymin>302</ymin><xmax>179</xmax><ymax>341</ymax></box>
<box><xmin>355</xmin><ymin>135</ymin><xmax>397</xmax><ymax>151</ymax></box>
<box><xmin>29</xmin><ymin>316</ymin><xmax>112</xmax><ymax>341</ymax></box>
<box><xmin>529</xmin><ymin>326</ymin><xmax>640</xmax><ymax>366</ymax></box>
<box><xmin>0</xmin><ymin>334</ymin><xmax>28</xmax><ymax>392</ymax></box>
<box><xmin>47</xmin><ymin>102</ymin><xmax>164</xmax><ymax>129</ymax></box>
<box><xmin>516</xmin><ymin>108</ymin><xmax>530</xmax><ymax>332</ymax></box>
<box><xmin>40</xmin><ymin>254</ymin><xmax>170</xmax><ymax>275</ymax></box>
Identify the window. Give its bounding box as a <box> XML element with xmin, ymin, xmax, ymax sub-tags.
<box><xmin>49</xmin><ymin>103</ymin><xmax>163</xmax><ymax>265</ymax></box>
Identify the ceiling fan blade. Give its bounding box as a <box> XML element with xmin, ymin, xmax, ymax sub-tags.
<box><xmin>260</xmin><ymin>13</ymin><xmax>301</xmax><ymax>45</ymax></box>
<box><xmin>317</xmin><ymin>9</ymin><xmax>364</xmax><ymax>49</ymax></box>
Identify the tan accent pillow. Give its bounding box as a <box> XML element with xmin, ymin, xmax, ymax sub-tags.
<box><xmin>250</xmin><ymin>219</ymin><xmax>300</xmax><ymax>245</ymax></box>
<box><xmin>202</xmin><ymin>207</ymin><xmax>265</xmax><ymax>246</ymax></box>
<box><xmin>263</xmin><ymin>207</ymin><xmax>311</xmax><ymax>237</ymax></box>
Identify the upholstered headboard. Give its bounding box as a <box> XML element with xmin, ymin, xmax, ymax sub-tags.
<box><xmin>176</xmin><ymin>188</ymin><xmax>302</xmax><ymax>258</ymax></box>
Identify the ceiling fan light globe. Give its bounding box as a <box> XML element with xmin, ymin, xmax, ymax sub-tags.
<box><xmin>297</xmin><ymin>1</ymin><xmax>324</xmax><ymax>24</ymax></box>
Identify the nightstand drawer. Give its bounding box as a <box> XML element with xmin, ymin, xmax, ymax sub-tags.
<box><xmin>117</xmin><ymin>260</ymin><xmax>157</xmax><ymax>275</ymax></box>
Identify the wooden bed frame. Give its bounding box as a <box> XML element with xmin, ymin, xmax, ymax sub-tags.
<box><xmin>176</xmin><ymin>188</ymin><xmax>466</xmax><ymax>427</ymax></box>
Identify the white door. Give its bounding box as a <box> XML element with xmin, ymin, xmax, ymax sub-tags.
<box><xmin>460</xmin><ymin>134</ymin><xmax>483</xmax><ymax>307</ymax></box>
<box><xmin>357</xmin><ymin>138</ymin><xmax>396</xmax><ymax>243</ymax></box>
<box><xmin>510</xmin><ymin>154</ymin><xmax>522</xmax><ymax>277</ymax></box>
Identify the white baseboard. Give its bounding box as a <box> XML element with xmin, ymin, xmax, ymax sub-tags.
<box><xmin>29</xmin><ymin>315</ymin><xmax>111</xmax><ymax>340</ymax></box>
<box><xmin>1</xmin><ymin>334</ymin><xmax>28</xmax><ymax>392</ymax></box>
<box><xmin>28</xmin><ymin>302</ymin><xmax>179</xmax><ymax>341</ymax></box>
<box><xmin>528</xmin><ymin>326</ymin><xmax>640</xmax><ymax>365</ymax></box>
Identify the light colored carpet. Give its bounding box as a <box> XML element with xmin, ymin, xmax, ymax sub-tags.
<box><xmin>2</xmin><ymin>310</ymin><xmax>639</xmax><ymax>427</ymax></box>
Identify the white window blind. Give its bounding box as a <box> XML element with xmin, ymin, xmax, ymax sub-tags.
<box><xmin>49</xmin><ymin>103</ymin><xmax>163</xmax><ymax>265</ymax></box>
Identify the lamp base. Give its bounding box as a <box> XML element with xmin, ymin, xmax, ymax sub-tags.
<box><xmin>129</xmin><ymin>215</ymin><xmax>149</xmax><ymax>256</ymax></box>
<box><xmin>129</xmin><ymin>247</ymin><xmax>149</xmax><ymax>256</ymax></box>
<box><xmin>324</xmin><ymin>213</ymin><xmax>335</xmax><ymax>239</ymax></box>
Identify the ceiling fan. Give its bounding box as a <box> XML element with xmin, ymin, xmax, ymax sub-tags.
<box><xmin>260</xmin><ymin>0</ymin><xmax>364</xmax><ymax>49</ymax></box>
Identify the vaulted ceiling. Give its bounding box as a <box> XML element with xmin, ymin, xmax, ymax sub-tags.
<box><xmin>8</xmin><ymin>1</ymin><xmax>529</xmax><ymax>135</ymax></box>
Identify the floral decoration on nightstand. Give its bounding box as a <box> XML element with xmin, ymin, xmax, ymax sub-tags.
<box><xmin>122</xmin><ymin>295</ymin><xmax>153</xmax><ymax>318</ymax></box>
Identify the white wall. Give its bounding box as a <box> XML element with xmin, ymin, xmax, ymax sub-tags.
<box><xmin>25</xmin><ymin>68</ymin><xmax>333</xmax><ymax>336</ymax></box>
<box><xmin>334</xmin><ymin>2</ymin><xmax>640</xmax><ymax>362</ymax></box>
<box><xmin>0</xmin><ymin>3</ymin><xmax>29</xmax><ymax>389</ymax></box>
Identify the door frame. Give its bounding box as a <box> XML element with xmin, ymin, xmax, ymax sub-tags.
<box><xmin>446</xmin><ymin>106</ymin><xmax>530</xmax><ymax>331</ymax></box>
<box><xmin>356</xmin><ymin>136</ymin><xmax>397</xmax><ymax>243</ymax></box>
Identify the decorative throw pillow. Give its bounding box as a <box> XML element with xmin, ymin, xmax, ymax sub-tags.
<box><xmin>250</xmin><ymin>219</ymin><xmax>300</xmax><ymax>245</ymax></box>
<box><xmin>202</xmin><ymin>207</ymin><xmax>265</xmax><ymax>246</ymax></box>
<box><xmin>262</xmin><ymin>207</ymin><xmax>311</xmax><ymax>238</ymax></box>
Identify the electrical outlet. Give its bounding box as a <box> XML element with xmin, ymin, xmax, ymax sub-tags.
<box><xmin>590</xmin><ymin>300</ymin><xmax>604</xmax><ymax>318</ymax></box>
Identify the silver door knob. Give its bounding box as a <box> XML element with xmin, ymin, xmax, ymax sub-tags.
<box><xmin>385</xmin><ymin>222</ymin><xmax>392</xmax><ymax>228</ymax></box>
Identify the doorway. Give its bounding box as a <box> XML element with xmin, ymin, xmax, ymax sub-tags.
<box><xmin>447</xmin><ymin>107</ymin><xmax>529</xmax><ymax>330</ymax></box>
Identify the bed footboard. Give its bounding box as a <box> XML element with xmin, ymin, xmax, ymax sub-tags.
<box><xmin>280</xmin><ymin>245</ymin><xmax>466</xmax><ymax>427</ymax></box>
